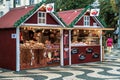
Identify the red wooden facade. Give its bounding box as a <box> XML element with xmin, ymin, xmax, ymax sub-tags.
<box><xmin>0</xmin><ymin>28</ymin><xmax>16</xmax><ymax>70</ymax></box>
<box><xmin>25</xmin><ymin>13</ymin><xmax>59</xmax><ymax>25</ymax></box>
<box><xmin>0</xmin><ymin>2</ymin><xmax>106</xmax><ymax>71</ymax></box>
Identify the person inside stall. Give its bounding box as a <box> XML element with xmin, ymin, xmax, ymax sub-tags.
<box><xmin>43</xmin><ymin>29</ymin><xmax>50</xmax><ymax>43</ymax></box>
<box><xmin>53</xmin><ymin>50</ymin><xmax>60</xmax><ymax>62</ymax></box>
<box><xmin>20</xmin><ymin>29</ymin><xmax>23</xmax><ymax>44</ymax></box>
<box><xmin>29</xmin><ymin>30</ymin><xmax>37</xmax><ymax>41</ymax></box>
<box><xmin>44</xmin><ymin>39</ymin><xmax>53</xmax><ymax>63</ymax></box>
<box><xmin>33</xmin><ymin>30</ymin><xmax>43</xmax><ymax>43</ymax></box>
<box><xmin>55</xmin><ymin>31</ymin><xmax>60</xmax><ymax>43</ymax></box>
<box><xmin>22</xmin><ymin>28</ymin><xmax>29</xmax><ymax>42</ymax></box>
<box><xmin>49</xmin><ymin>32</ymin><xmax>56</xmax><ymax>44</ymax></box>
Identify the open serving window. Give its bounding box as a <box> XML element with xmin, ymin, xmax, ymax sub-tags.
<box><xmin>20</xmin><ymin>27</ymin><xmax>61</xmax><ymax>69</ymax></box>
<box><xmin>71</xmin><ymin>29</ymin><xmax>101</xmax><ymax>46</ymax></box>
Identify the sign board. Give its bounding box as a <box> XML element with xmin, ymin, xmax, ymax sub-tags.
<box><xmin>90</xmin><ymin>9</ymin><xmax>100</xmax><ymax>16</ymax></box>
<box><xmin>11</xmin><ymin>34</ymin><xmax>16</xmax><ymax>39</ymax></box>
<box><xmin>46</xmin><ymin>3</ymin><xmax>54</xmax><ymax>12</ymax></box>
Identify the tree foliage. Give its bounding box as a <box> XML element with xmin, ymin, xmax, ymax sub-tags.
<box><xmin>99</xmin><ymin>0</ymin><xmax>116</xmax><ymax>28</ymax></box>
<box><xmin>45</xmin><ymin>0</ymin><xmax>117</xmax><ymax>28</ymax></box>
<box><xmin>45</xmin><ymin>0</ymin><xmax>94</xmax><ymax>11</ymax></box>
<box><xmin>110</xmin><ymin>0</ymin><xmax>118</xmax><ymax>12</ymax></box>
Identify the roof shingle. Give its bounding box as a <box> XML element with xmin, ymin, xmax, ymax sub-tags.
<box><xmin>58</xmin><ymin>9</ymin><xmax>83</xmax><ymax>25</ymax></box>
<box><xmin>0</xmin><ymin>6</ymin><xmax>34</xmax><ymax>28</ymax></box>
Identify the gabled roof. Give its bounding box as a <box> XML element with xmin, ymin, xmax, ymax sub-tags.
<box><xmin>58</xmin><ymin>9</ymin><xmax>83</xmax><ymax>26</ymax></box>
<box><xmin>0</xmin><ymin>3</ymin><xmax>107</xmax><ymax>29</ymax></box>
<box><xmin>58</xmin><ymin>6</ymin><xmax>107</xmax><ymax>28</ymax></box>
<box><xmin>0</xmin><ymin>6</ymin><xmax>34</xmax><ymax>28</ymax></box>
<box><xmin>0</xmin><ymin>1</ymin><xmax>66</xmax><ymax>29</ymax></box>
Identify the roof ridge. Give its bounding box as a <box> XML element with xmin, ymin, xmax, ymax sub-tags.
<box><xmin>58</xmin><ymin>8</ymin><xmax>84</xmax><ymax>13</ymax></box>
<box><xmin>10</xmin><ymin>5</ymin><xmax>35</xmax><ymax>11</ymax></box>
<box><xmin>69</xmin><ymin>6</ymin><xmax>91</xmax><ymax>27</ymax></box>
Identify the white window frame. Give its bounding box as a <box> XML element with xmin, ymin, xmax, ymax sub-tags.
<box><xmin>84</xmin><ymin>16</ymin><xmax>90</xmax><ymax>26</ymax></box>
<box><xmin>0</xmin><ymin>0</ymin><xmax>3</xmax><ymax>5</ymax></box>
<box><xmin>16</xmin><ymin>0</ymin><xmax>20</xmax><ymax>5</ymax></box>
<box><xmin>38</xmin><ymin>12</ymin><xmax>46</xmax><ymax>24</ymax></box>
<box><xmin>0</xmin><ymin>11</ymin><xmax>4</xmax><ymax>17</ymax></box>
<box><xmin>29</xmin><ymin>0</ymin><xmax>34</xmax><ymax>5</ymax></box>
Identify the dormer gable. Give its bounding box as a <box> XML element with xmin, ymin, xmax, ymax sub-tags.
<box><xmin>12</xmin><ymin>2</ymin><xmax>65</xmax><ymax>28</ymax></box>
<box><xmin>58</xmin><ymin>6</ymin><xmax>106</xmax><ymax>28</ymax></box>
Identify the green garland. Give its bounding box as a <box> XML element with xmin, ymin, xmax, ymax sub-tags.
<box><xmin>96</xmin><ymin>16</ymin><xmax>107</xmax><ymax>28</ymax></box>
<box><xmin>13</xmin><ymin>2</ymin><xmax>107</xmax><ymax>29</ymax></box>
<box><xmin>14</xmin><ymin>1</ymin><xmax>67</xmax><ymax>28</ymax></box>
<box><xmin>14</xmin><ymin>1</ymin><xmax>45</xmax><ymax>27</ymax></box>
<box><xmin>69</xmin><ymin>5</ymin><xmax>107</xmax><ymax>28</ymax></box>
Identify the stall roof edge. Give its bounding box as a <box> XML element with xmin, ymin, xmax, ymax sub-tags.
<box><xmin>14</xmin><ymin>1</ymin><xmax>45</xmax><ymax>28</ymax></box>
<box><xmin>58</xmin><ymin>8</ymin><xmax>84</xmax><ymax>27</ymax></box>
<box><xmin>0</xmin><ymin>4</ymin><xmax>107</xmax><ymax>29</ymax></box>
<box><xmin>58</xmin><ymin>5</ymin><xmax>107</xmax><ymax>28</ymax></box>
<box><xmin>0</xmin><ymin>5</ymin><xmax>35</xmax><ymax>29</ymax></box>
<box><xmin>70</xmin><ymin>6</ymin><xmax>91</xmax><ymax>28</ymax></box>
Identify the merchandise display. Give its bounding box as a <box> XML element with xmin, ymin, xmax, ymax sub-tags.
<box><xmin>20</xmin><ymin>28</ymin><xmax>60</xmax><ymax>69</ymax></box>
<box><xmin>71</xmin><ymin>30</ymin><xmax>100</xmax><ymax>46</ymax></box>
<box><xmin>71</xmin><ymin>29</ymin><xmax>101</xmax><ymax>64</ymax></box>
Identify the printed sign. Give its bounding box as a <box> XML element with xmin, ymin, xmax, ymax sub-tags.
<box><xmin>71</xmin><ymin>48</ymin><xmax>79</xmax><ymax>54</ymax></box>
<box><xmin>46</xmin><ymin>3</ymin><xmax>54</xmax><ymax>12</ymax></box>
<box><xmin>11</xmin><ymin>34</ymin><xmax>16</xmax><ymax>39</ymax></box>
<box><xmin>90</xmin><ymin>9</ymin><xmax>100</xmax><ymax>16</ymax></box>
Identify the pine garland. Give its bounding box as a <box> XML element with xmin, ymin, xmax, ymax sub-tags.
<box><xmin>96</xmin><ymin>16</ymin><xmax>107</xmax><ymax>28</ymax></box>
<box><xmin>13</xmin><ymin>2</ymin><xmax>106</xmax><ymax>29</ymax></box>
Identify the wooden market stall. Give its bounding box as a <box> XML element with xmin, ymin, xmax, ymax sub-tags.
<box><xmin>0</xmin><ymin>2</ymin><xmax>114</xmax><ymax>71</ymax></box>
<box><xmin>58</xmin><ymin>6</ymin><xmax>114</xmax><ymax>65</ymax></box>
<box><xmin>0</xmin><ymin>2</ymin><xmax>65</xmax><ymax>71</ymax></box>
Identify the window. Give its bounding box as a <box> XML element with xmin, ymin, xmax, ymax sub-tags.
<box><xmin>16</xmin><ymin>0</ymin><xmax>20</xmax><ymax>5</ymax></box>
<box><xmin>29</xmin><ymin>0</ymin><xmax>34</xmax><ymax>5</ymax></box>
<box><xmin>84</xmin><ymin>16</ymin><xmax>90</xmax><ymax>26</ymax></box>
<box><xmin>0</xmin><ymin>0</ymin><xmax>3</xmax><ymax>5</ymax></box>
<box><xmin>38</xmin><ymin>12</ymin><xmax>46</xmax><ymax>24</ymax></box>
<box><xmin>0</xmin><ymin>11</ymin><xmax>4</xmax><ymax>17</ymax></box>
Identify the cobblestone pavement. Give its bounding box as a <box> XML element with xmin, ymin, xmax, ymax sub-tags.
<box><xmin>0</xmin><ymin>48</ymin><xmax>120</xmax><ymax>80</ymax></box>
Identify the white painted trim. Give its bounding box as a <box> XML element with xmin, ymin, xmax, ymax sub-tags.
<box><xmin>73</xmin><ymin>8</ymin><xmax>104</xmax><ymax>28</ymax></box>
<box><xmin>74</xmin><ymin>25</ymin><xmax>101</xmax><ymax>28</ymax></box>
<box><xmin>100</xmin><ymin>30</ymin><xmax>102</xmax><ymax>61</ymax></box>
<box><xmin>17</xmin><ymin>3</ymin><xmax>45</xmax><ymax>27</ymax></box>
<box><xmin>74</xmin><ymin>8</ymin><xmax>88</xmax><ymax>25</ymax></box>
<box><xmin>37</xmin><ymin>11</ymin><xmax>46</xmax><ymax>24</ymax></box>
<box><xmin>19</xmin><ymin>4</ymin><xmax>66</xmax><ymax>28</ymax></box>
<box><xmin>69</xmin><ymin>30</ymin><xmax>71</xmax><ymax>65</ymax></box>
<box><xmin>92</xmin><ymin>17</ymin><xmax>104</xmax><ymax>28</ymax></box>
<box><xmin>16</xmin><ymin>27</ymin><xmax>20</xmax><ymax>71</ymax></box>
<box><xmin>22</xmin><ymin>23</ymin><xmax>62</xmax><ymax>27</ymax></box>
<box><xmin>60</xmin><ymin>29</ymin><xmax>64</xmax><ymax>66</ymax></box>
<box><xmin>83</xmin><ymin>15</ymin><xmax>90</xmax><ymax>26</ymax></box>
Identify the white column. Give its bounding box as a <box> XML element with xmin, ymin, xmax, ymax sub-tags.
<box><xmin>25</xmin><ymin>0</ymin><xmax>29</xmax><ymax>5</ymax></box>
<box><xmin>100</xmin><ymin>30</ymin><xmax>102</xmax><ymax>61</ymax></box>
<box><xmin>16</xmin><ymin>27</ymin><xmax>20</xmax><ymax>71</ymax></box>
<box><xmin>10</xmin><ymin>0</ymin><xmax>13</xmax><ymax>8</ymax></box>
<box><xmin>34</xmin><ymin>0</ymin><xmax>38</xmax><ymax>4</ymax></box>
<box><xmin>69</xmin><ymin>30</ymin><xmax>71</xmax><ymax>65</ymax></box>
<box><xmin>60</xmin><ymin>29</ymin><xmax>64</xmax><ymax>66</ymax></box>
<box><xmin>21</xmin><ymin>0</ymin><xmax>25</xmax><ymax>6</ymax></box>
